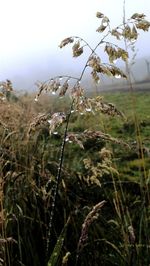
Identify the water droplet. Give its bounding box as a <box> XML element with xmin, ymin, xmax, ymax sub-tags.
<box><xmin>1</xmin><ymin>97</ymin><xmax>6</xmax><ymax>101</ymax></box>
<box><xmin>103</xmin><ymin>22</ymin><xmax>108</xmax><ymax>27</ymax></box>
<box><xmin>99</xmin><ymin>41</ymin><xmax>105</xmax><ymax>47</ymax></box>
<box><xmin>51</xmin><ymin>202</ymin><xmax>55</xmax><ymax>207</ymax></box>
<box><xmin>115</xmin><ymin>74</ymin><xmax>121</xmax><ymax>79</ymax></box>
<box><xmin>53</xmin><ymin>131</ymin><xmax>58</xmax><ymax>135</ymax></box>
<box><xmin>131</xmin><ymin>39</ymin><xmax>136</xmax><ymax>44</ymax></box>
<box><xmin>86</xmin><ymin>108</ymin><xmax>92</xmax><ymax>112</ymax></box>
<box><xmin>52</xmin><ymin>91</ymin><xmax>56</xmax><ymax>95</ymax></box>
<box><xmin>113</xmin><ymin>59</ymin><xmax>117</xmax><ymax>64</ymax></box>
<box><xmin>65</xmin><ymin>137</ymin><xmax>69</xmax><ymax>142</ymax></box>
<box><xmin>34</xmin><ymin>96</ymin><xmax>38</xmax><ymax>102</ymax></box>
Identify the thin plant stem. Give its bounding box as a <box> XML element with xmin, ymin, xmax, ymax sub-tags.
<box><xmin>45</xmin><ymin>30</ymin><xmax>111</xmax><ymax>260</ymax></box>
<box><xmin>45</xmin><ymin>99</ymin><xmax>74</xmax><ymax>258</ymax></box>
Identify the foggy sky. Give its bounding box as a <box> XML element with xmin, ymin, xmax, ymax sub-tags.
<box><xmin>0</xmin><ymin>0</ymin><xmax>150</xmax><ymax>90</ymax></box>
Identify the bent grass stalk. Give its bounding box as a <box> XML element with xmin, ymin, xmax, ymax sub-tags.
<box><xmin>45</xmin><ymin>30</ymin><xmax>115</xmax><ymax>258</ymax></box>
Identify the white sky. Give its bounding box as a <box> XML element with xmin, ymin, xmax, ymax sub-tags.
<box><xmin>0</xmin><ymin>0</ymin><xmax>150</xmax><ymax>89</ymax></box>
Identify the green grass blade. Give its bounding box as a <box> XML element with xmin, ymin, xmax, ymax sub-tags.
<box><xmin>47</xmin><ymin>217</ymin><xmax>70</xmax><ymax>266</ymax></box>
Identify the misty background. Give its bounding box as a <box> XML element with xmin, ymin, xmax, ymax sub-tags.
<box><xmin>0</xmin><ymin>0</ymin><xmax>150</xmax><ymax>91</ymax></box>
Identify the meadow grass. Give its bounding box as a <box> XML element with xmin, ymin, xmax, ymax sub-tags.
<box><xmin>1</xmin><ymin>4</ymin><xmax>150</xmax><ymax>264</ymax></box>
<box><xmin>0</xmin><ymin>88</ymin><xmax>150</xmax><ymax>265</ymax></box>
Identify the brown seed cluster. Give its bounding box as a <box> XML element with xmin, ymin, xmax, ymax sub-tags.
<box><xmin>77</xmin><ymin>201</ymin><xmax>106</xmax><ymax>254</ymax></box>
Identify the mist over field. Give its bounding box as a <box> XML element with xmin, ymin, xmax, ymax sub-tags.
<box><xmin>1</xmin><ymin>55</ymin><xmax>150</xmax><ymax>91</ymax></box>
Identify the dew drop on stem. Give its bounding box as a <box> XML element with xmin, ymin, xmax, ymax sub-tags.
<box><xmin>103</xmin><ymin>22</ymin><xmax>108</xmax><ymax>27</ymax></box>
<box><xmin>86</xmin><ymin>108</ymin><xmax>92</xmax><ymax>112</ymax></box>
<box><xmin>115</xmin><ymin>74</ymin><xmax>121</xmax><ymax>79</ymax></box>
<box><xmin>113</xmin><ymin>59</ymin><xmax>118</xmax><ymax>64</ymax></box>
<box><xmin>48</xmin><ymin>119</ymin><xmax>51</xmax><ymax>124</ymax></box>
<box><xmin>53</xmin><ymin>131</ymin><xmax>58</xmax><ymax>135</ymax></box>
<box><xmin>34</xmin><ymin>96</ymin><xmax>38</xmax><ymax>102</ymax></box>
<box><xmin>99</xmin><ymin>41</ymin><xmax>105</xmax><ymax>47</ymax></box>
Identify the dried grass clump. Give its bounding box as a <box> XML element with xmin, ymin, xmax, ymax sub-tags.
<box><xmin>0</xmin><ymin>80</ymin><xmax>13</xmax><ymax>102</ymax></box>
<box><xmin>0</xmin><ymin>102</ymin><xmax>24</xmax><ymax>131</ymax></box>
